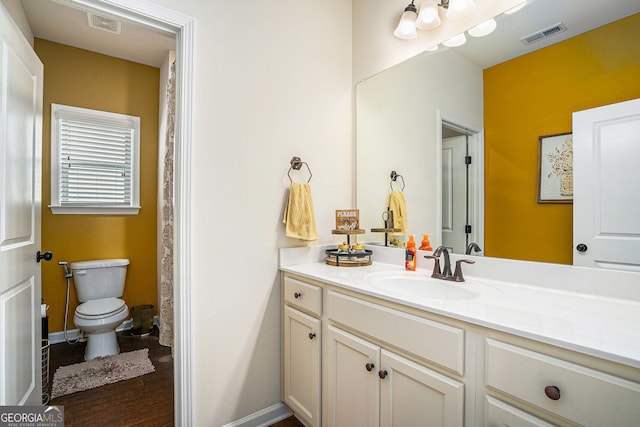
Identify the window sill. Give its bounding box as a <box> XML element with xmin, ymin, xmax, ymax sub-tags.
<box><xmin>48</xmin><ymin>205</ymin><xmax>141</xmax><ymax>215</ymax></box>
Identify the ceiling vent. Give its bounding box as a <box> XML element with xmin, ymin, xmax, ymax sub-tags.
<box><xmin>87</xmin><ymin>12</ymin><xmax>121</xmax><ymax>35</ymax></box>
<box><xmin>521</xmin><ymin>22</ymin><xmax>567</xmax><ymax>45</ymax></box>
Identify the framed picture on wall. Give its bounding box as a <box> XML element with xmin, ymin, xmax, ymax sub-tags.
<box><xmin>537</xmin><ymin>132</ymin><xmax>573</xmax><ymax>203</ymax></box>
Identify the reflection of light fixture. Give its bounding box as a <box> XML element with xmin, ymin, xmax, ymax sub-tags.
<box><xmin>394</xmin><ymin>1</ymin><xmax>418</xmax><ymax>40</ymax></box>
<box><xmin>504</xmin><ymin>1</ymin><xmax>528</xmax><ymax>15</ymax></box>
<box><xmin>442</xmin><ymin>33</ymin><xmax>467</xmax><ymax>47</ymax></box>
<box><xmin>468</xmin><ymin>18</ymin><xmax>497</xmax><ymax>37</ymax></box>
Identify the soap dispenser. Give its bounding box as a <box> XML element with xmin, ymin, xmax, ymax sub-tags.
<box><xmin>405</xmin><ymin>235</ymin><xmax>417</xmax><ymax>271</ymax></box>
<box><xmin>419</xmin><ymin>234</ymin><xmax>432</xmax><ymax>251</ymax></box>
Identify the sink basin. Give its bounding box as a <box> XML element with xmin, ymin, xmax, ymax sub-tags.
<box><xmin>364</xmin><ymin>271</ymin><xmax>498</xmax><ymax>300</ymax></box>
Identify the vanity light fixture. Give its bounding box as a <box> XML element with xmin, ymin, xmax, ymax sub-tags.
<box><xmin>395</xmin><ymin>0</ymin><xmax>527</xmax><ymax>43</ymax></box>
<box><xmin>395</xmin><ymin>0</ymin><xmax>477</xmax><ymax>41</ymax></box>
<box><xmin>394</xmin><ymin>1</ymin><xmax>419</xmax><ymax>39</ymax></box>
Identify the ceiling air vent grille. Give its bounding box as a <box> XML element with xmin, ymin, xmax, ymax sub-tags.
<box><xmin>521</xmin><ymin>22</ymin><xmax>567</xmax><ymax>45</ymax></box>
<box><xmin>87</xmin><ymin>13</ymin><xmax>121</xmax><ymax>35</ymax></box>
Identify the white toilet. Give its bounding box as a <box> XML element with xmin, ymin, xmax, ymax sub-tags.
<box><xmin>71</xmin><ymin>259</ymin><xmax>130</xmax><ymax>360</ymax></box>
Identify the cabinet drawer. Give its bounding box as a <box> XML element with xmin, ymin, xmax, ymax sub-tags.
<box><xmin>485</xmin><ymin>396</ymin><xmax>555</xmax><ymax>427</ymax></box>
<box><xmin>284</xmin><ymin>276</ymin><xmax>322</xmax><ymax>317</ymax></box>
<box><xmin>486</xmin><ymin>339</ymin><xmax>640</xmax><ymax>426</ymax></box>
<box><xmin>327</xmin><ymin>290</ymin><xmax>464</xmax><ymax>375</ymax></box>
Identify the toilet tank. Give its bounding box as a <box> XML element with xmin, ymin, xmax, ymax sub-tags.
<box><xmin>70</xmin><ymin>259</ymin><xmax>129</xmax><ymax>302</ymax></box>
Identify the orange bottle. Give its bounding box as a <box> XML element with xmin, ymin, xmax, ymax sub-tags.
<box><xmin>419</xmin><ymin>234</ymin><xmax>432</xmax><ymax>251</ymax></box>
<box><xmin>405</xmin><ymin>235</ymin><xmax>417</xmax><ymax>271</ymax></box>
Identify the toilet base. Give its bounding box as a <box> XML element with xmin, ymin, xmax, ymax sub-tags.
<box><xmin>84</xmin><ymin>330</ymin><xmax>120</xmax><ymax>361</ymax></box>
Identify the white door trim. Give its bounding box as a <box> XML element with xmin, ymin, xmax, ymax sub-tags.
<box><xmin>55</xmin><ymin>1</ymin><xmax>195</xmax><ymax>424</ymax></box>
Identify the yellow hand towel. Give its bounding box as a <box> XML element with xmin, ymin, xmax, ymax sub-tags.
<box><xmin>283</xmin><ymin>182</ymin><xmax>318</xmax><ymax>241</ymax></box>
<box><xmin>389</xmin><ymin>190</ymin><xmax>408</xmax><ymax>236</ymax></box>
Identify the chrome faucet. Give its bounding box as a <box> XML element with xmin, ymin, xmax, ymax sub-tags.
<box><xmin>425</xmin><ymin>245</ymin><xmax>475</xmax><ymax>282</ymax></box>
<box><xmin>466</xmin><ymin>242</ymin><xmax>481</xmax><ymax>255</ymax></box>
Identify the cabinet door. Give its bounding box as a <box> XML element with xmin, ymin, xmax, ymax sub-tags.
<box><xmin>379</xmin><ymin>349</ymin><xmax>464</xmax><ymax>427</ymax></box>
<box><xmin>283</xmin><ymin>306</ymin><xmax>321</xmax><ymax>427</ymax></box>
<box><xmin>325</xmin><ymin>325</ymin><xmax>380</xmax><ymax>427</ymax></box>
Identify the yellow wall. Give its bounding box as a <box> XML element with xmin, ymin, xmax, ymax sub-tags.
<box><xmin>36</xmin><ymin>39</ymin><xmax>160</xmax><ymax>332</ymax></box>
<box><xmin>483</xmin><ymin>14</ymin><xmax>640</xmax><ymax>264</ymax></box>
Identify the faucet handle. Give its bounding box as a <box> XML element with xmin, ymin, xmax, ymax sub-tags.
<box><xmin>453</xmin><ymin>259</ymin><xmax>475</xmax><ymax>282</ymax></box>
<box><xmin>424</xmin><ymin>255</ymin><xmax>441</xmax><ymax>278</ymax></box>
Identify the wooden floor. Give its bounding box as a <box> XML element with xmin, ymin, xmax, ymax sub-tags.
<box><xmin>48</xmin><ymin>329</ymin><xmax>304</xmax><ymax>426</ymax></box>
<box><xmin>48</xmin><ymin>328</ymin><xmax>174</xmax><ymax>426</ymax></box>
<box><xmin>270</xmin><ymin>416</ymin><xmax>305</xmax><ymax>427</ymax></box>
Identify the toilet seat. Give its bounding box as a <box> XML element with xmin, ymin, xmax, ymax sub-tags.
<box><xmin>76</xmin><ymin>298</ymin><xmax>127</xmax><ymax>319</ymax></box>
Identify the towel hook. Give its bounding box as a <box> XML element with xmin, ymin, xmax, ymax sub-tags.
<box><xmin>288</xmin><ymin>156</ymin><xmax>312</xmax><ymax>183</ymax></box>
<box><xmin>390</xmin><ymin>171</ymin><xmax>405</xmax><ymax>191</ymax></box>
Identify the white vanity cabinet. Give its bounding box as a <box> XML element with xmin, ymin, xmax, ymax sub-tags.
<box><xmin>280</xmin><ymin>269</ymin><xmax>640</xmax><ymax>427</ymax></box>
<box><xmin>483</xmin><ymin>338</ymin><xmax>640</xmax><ymax>427</ymax></box>
<box><xmin>324</xmin><ymin>290</ymin><xmax>465</xmax><ymax>427</ymax></box>
<box><xmin>282</xmin><ymin>275</ymin><xmax>323</xmax><ymax>427</ymax></box>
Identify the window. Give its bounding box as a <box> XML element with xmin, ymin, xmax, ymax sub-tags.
<box><xmin>50</xmin><ymin>104</ymin><xmax>141</xmax><ymax>214</ymax></box>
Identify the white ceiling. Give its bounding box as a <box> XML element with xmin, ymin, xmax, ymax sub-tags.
<box><xmin>18</xmin><ymin>0</ymin><xmax>640</xmax><ymax>70</ymax></box>
<box><xmin>20</xmin><ymin>0</ymin><xmax>175</xmax><ymax>68</ymax></box>
<box><xmin>453</xmin><ymin>0</ymin><xmax>640</xmax><ymax>69</ymax></box>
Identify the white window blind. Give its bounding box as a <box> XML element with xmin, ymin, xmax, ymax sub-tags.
<box><xmin>50</xmin><ymin>104</ymin><xmax>141</xmax><ymax>215</ymax></box>
<box><xmin>60</xmin><ymin>119</ymin><xmax>133</xmax><ymax>204</ymax></box>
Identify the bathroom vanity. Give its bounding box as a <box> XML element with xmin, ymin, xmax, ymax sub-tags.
<box><xmin>280</xmin><ymin>246</ymin><xmax>640</xmax><ymax>427</ymax></box>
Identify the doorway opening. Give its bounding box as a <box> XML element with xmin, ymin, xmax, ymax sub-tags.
<box><xmin>438</xmin><ymin>116</ymin><xmax>484</xmax><ymax>255</ymax></box>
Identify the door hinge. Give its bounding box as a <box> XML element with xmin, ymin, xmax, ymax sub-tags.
<box><xmin>465</xmin><ymin>225</ymin><xmax>472</xmax><ymax>234</ymax></box>
<box><xmin>465</xmin><ymin>156</ymin><xmax>472</xmax><ymax>165</ymax></box>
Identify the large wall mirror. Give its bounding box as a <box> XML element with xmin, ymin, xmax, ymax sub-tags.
<box><xmin>356</xmin><ymin>0</ymin><xmax>640</xmax><ymax>266</ymax></box>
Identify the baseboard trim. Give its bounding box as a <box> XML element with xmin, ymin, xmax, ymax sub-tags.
<box><xmin>222</xmin><ymin>402</ymin><xmax>292</xmax><ymax>427</ymax></box>
<box><xmin>47</xmin><ymin>315</ymin><xmax>159</xmax><ymax>344</ymax></box>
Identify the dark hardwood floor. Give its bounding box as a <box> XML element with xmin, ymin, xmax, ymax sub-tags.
<box><xmin>48</xmin><ymin>329</ymin><xmax>304</xmax><ymax>426</ymax></box>
<box><xmin>48</xmin><ymin>328</ymin><xmax>174</xmax><ymax>426</ymax></box>
<box><xmin>270</xmin><ymin>416</ymin><xmax>305</xmax><ymax>427</ymax></box>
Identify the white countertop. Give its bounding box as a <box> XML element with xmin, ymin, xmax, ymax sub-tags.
<box><xmin>280</xmin><ymin>258</ymin><xmax>640</xmax><ymax>369</ymax></box>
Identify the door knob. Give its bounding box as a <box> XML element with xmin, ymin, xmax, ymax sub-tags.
<box><xmin>378</xmin><ymin>370</ymin><xmax>388</xmax><ymax>379</ymax></box>
<box><xmin>365</xmin><ymin>363</ymin><xmax>375</xmax><ymax>372</ymax></box>
<box><xmin>36</xmin><ymin>251</ymin><xmax>53</xmax><ymax>262</ymax></box>
<box><xmin>576</xmin><ymin>243</ymin><xmax>588</xmax><ymax>253</ymax></box>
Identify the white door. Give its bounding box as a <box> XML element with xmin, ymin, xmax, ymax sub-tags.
<box><xmin>379</xmin><ymin>349</ymin><xmax>464</xmax><ymax>427</ymax></box>
<box><xmin>0</xmin><ymin>4</ymin><xmax>44</xmax><ymax>405</ymax></box>
<box><xmin>442</xmin><ymin>135</ymin><xmax>468</xmax><ymax>253</ymax></box>
<box><xmin>283</xmin><ymin>306</ymin><xmax>321</xmax><ymax>427</ymax></box>
<box><xmin>573</xmin><ymin>98</ymin><xmax>640</xmax><ymax>271</ymax></box>
<box><xmin>325</xmin><ymin>325</ymin><xmax>380</xmax><ymax>427</ymax></box>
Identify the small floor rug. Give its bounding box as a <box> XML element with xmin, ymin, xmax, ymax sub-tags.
<box><xmin>51</xmin><ymin>348</ymin><xmax>155</xmax><ymax>399</ymax></box>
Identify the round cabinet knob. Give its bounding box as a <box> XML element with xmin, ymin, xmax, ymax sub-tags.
<box><xmin>308</xmin><ymin>332</ymin><xmax>316</xmax><ymax>340</ymax></box>
<box><xmin>544</xmin><ymin>385</ymin><xmax>561</xmax><ymax>400</ymax></box>
<box><xmin>378</xmin><ymin>370</ymin><xmax>388</xmax><ymax>379</ymax></box>
<box><xmin>576</xmin><ymin>243</ymin><xmax>588</xmax><ymax>253</ymax></box>
<box><xmin>365</xmin><ymin>363</ymin><xmax>375</xmax><ymax>372</ymax></box>
<box><xmin>294</xmin><ymin>292</ymin><xmax>302</xmax><ymax>299</ymax></box>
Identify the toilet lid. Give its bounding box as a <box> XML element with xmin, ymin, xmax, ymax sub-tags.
<box><xmin>76</xmin><ymin>298</ymin><xmax>126</xmax><ymax>319</ymax></box>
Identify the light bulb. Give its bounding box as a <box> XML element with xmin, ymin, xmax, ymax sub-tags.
<box><xmin>446</xmin><ymin>0</ymin><xmax>476</xmax><ymax>20</ymax></box>
<box><xmin>442</xmin><ymin>33</ymin><xmax>467</xmax><ymax>47</ymax></box>
<box><xmin>468</xmin><ymin>18</ymin><xmax>497</xmax><ymax>37</ymax></box>
<box><xmin>416</xmin><ymin>0</ymin><xmax>441</xmax><ymax>30</ymax></box>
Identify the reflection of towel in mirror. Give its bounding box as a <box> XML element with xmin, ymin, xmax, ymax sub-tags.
<box><xmin>389</xmin><ymin>191</ymin><xmax>408</xmax><ymax>235</ymax></box>
<box><xmin>283</xmin><ymin>182</ymin><xmax>318</xmax><ymax>241</ymax></box>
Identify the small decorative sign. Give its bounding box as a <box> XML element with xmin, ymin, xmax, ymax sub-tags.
<box><xmin>335</xmin><ymin>209</ymin><xmax>359</xmax><ymax>231</ymax></box>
